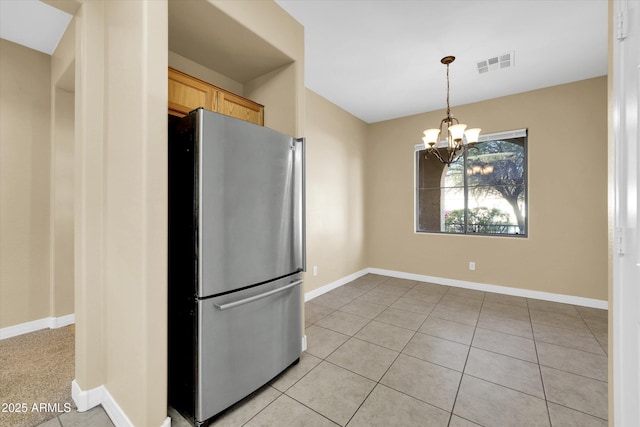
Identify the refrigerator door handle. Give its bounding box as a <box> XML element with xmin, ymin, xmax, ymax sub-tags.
<box><xmin>214</xmin><ymin>280</ymin><xmax>303</xmax><ymax>311</ymax></box>
<box><xmin>294</xmin><ymin>137</ymin><xmax>306</xmax><ymax>272</ymax></box>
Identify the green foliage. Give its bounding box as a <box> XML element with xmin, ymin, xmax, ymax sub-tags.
<box><xmin>445</xmin><ymin>207</ymin><xmax>513</xmax><ymax>233</ymax></box>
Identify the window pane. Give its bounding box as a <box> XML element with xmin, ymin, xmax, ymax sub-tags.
<box><xmin>466</xmin><ymin>138</ymin><xmax>526</xmax><ymax>235</ymax></box>
<box><xmin>443</xmin><ymin>157</ymin><xmax>465</xmax><ymax>188</ymax></box>
<box><xmin>415</xmin><ymin>131</ymin><xmax>528</xmax><ymax>237</ymax></box>
<box><xmin>417</xmin><ymin>187</ymin><xmax>465</xmax><ymax>233</ymax></box>
<box><xmin>466</xmin><ymin>186</ymin><xmax>524</xmax><ymax>234</ymax></box>
<box><xmin>442</xmin><ymin>186</ymin><xmax>466</xmax><ymax>233</ymax></box>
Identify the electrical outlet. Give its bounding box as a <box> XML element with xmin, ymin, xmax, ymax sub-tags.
<box><xmin>312</xmin><ymin>265</ymin><xmax>318</xmax><ymax>276</ymax></box>
<box><xmin>469</xmin><ymin>262</ymin><xmax>476</xmax><ymax>271</ymax></box>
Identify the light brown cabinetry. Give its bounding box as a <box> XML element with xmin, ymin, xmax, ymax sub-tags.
<box><xmin>168</xmin><ymin>68</ymin><xmax>218</xmax><ymax>117</ymax></box>
<box><xmin>168</xmin><ymin>67</ymin><xmax>264</xmax><ymax>126</ymax></box>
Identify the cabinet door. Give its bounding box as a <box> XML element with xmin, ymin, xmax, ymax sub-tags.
<box><xmin>219</xmin><ymin>90</ymin><xmax>264</xmax><ymax>126</ymax></box>
<box><xmin>168</xmin><ymin>68</ymin><xmax>217</xmax><ymax>117</ymax></box>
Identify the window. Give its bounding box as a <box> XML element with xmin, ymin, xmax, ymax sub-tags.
<box><xmin>415</xmin><ymin>129</ymin><xmax>528</xmax><ymax>236</ymax></box>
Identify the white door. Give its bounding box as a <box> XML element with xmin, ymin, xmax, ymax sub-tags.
<box><xmin>612</xmin><ymin>0</ymin><xmax>640</xmax><ymax>425</ymax></box>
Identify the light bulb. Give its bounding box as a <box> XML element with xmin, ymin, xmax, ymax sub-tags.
<box><xmin>464</xmin><ymin>128</ymin><xmax>481</xmax><ymax>144</ymax></box>
<box><xmin>448</xmin><ymin>124</ymin><xmax>467</xmax><ymax>142</ymax></box>
<box><xmin>423</xmin><ymin>129</ymin><xmax>441</xmax><ymax>146</ymax></box>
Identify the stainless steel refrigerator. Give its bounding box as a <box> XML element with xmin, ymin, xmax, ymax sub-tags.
<box><xmin>168</xmin><ymin>108</ymin><xmax>305</xmax><ymax>426</ymax></box>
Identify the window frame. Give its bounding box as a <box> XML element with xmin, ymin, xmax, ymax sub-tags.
<box><xmin>414</xmin><ymin>128</ymin><xmax>528</xmax><ymax>237</ymax></box>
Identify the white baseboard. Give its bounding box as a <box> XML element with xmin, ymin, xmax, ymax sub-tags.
<box><xmin>72</xmin><ymin>381</ymin><xmax>132</xmax><ymax>426</ymax></box>
<box><xmin>72</xmin><ymin>379</ymin><xmax>103</xmax><ymax>412</ymax></box>
<box><xmin>304</xmin><ymin>268</ymin><xmax>369</xmax><ymax>302</ymax></box>
<box><xmin>73</xmin><ymin>380</ymin><xmax>169</xmax><ymax>427</ymax></box>
<box><xmin>304</xmin><ymin>267</ymin><xmax>607</xmax><ymax>310</ymax></box>
<box><xmin>0</xmin><ymin>314</ymin><xmax>76</xmax><ymax>340</ymax></box>
<box><xmin>301</xmin><ymin>334</ymin><xmax>307</xmax><ymax>352</ymax></box>
<box><xmin>368</xmin><ymin>267</ymin><xmax>608</xmax><ymax>310</ymax></box>
<box><xmin>50</xmin><ymin>313</ymin><xmax>75</xmax><ymax>328</ymax></box>
<box><xmin>102</xmin><ymin>387</ymin><xmax>135</xmax><ymax>427</ymax></box>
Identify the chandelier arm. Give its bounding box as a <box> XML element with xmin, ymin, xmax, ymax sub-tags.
<box><xmin>453</xmin><ymin>142</ymin><xmax>465</xmax><ymax>163</ymax></box>
<box><xmin>446</xmin><ymin>146</ymin><xmax>458</xmax><ymax>165</ymax></box>
<box><xmin>427</xmin><ymin>146</ymin><xmax>446</xmax><ymax>164</ymax></box>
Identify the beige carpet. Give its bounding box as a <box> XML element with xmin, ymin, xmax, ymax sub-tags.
<box><xmin>0</xmin><ymin>325</ymin><xmax>75</xmax><ymax>427</ymax></box>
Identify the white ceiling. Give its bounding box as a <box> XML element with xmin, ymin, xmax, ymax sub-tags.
<box><xmin>1</xmin><ymin>1</ymin><xmax>608</xmax><ymax>124</ymax></box>
<box><xmin>0</xmin><ymin>0</ymin><xmax>71</xmax><ymax>55</ymax></box>
<box><xmin>274</xmin><ymin>0</ymin><xmax>608</xmax><ymax>123</ymax></box>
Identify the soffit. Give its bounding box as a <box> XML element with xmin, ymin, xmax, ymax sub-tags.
<box><xmin>168</xmin><ymin>0</ymin><xmax>294</xmax><ymax>84</ymax></box>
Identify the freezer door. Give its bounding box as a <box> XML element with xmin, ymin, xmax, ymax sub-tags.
<box><xmin>196</xmin><ymin>275</ymin><xmax>302</xmax><ymax>422</ymax></box>
<box><xmin>197</xmin><ymin>110</ymin><xmax>304</xmax><ymax>297</ymax></box>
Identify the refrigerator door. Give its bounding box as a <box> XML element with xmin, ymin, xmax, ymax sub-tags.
<box><xmin>196</xmin><ymin>109</ymin><xmax>304</xmax><ymax>297</ymax></box>
<box><xmin>196</xmin><ymin>274</ymin><xmax>303</xmax><ymax>422</ymax></box>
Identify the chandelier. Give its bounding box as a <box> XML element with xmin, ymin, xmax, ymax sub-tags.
<box><xmin>422</xmin><ymin>56</ymin><xmax>481</xmax><ymax>165</ymax></box>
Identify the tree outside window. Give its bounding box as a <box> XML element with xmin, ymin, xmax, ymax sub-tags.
<box><xmin>416</xmin><ymin>131</ymin><xmax>527</xmax><ymax>236</ymax></box>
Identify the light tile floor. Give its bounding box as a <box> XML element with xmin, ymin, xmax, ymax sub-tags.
<box><xmin>39</xmin><ymin>274</ymin><xmax>608</xmax><ymax>426</ymax></box>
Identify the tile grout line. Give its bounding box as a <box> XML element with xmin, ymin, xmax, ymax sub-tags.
<box><xmin>461</xmin><ymin>372</ymin><xmax>550</xmax><ymax>402</ymax></box>
<box><xmin>526</xmin><ymin>297</ymin><xmax>554</xmax><ymax>427</ymax></box>
<box><xmin>342</xmin><ymin>278</ymin><xmax>420</xmax><ymax>426</ymax></box>
<box><xmin>264</xmin><ymin>392</ymin><xmax>341</xmax><ymax>427</ymax></box>
<box><xmin>538</xmin><ymin>364</ymin><xmax>609</xmax><ymax>384</ymax></box>
<box><xmin>263</xmin><ymin>349</ymin><xmax>349</xmax><ymax>425</ymax></box>
<box><xmin>239</xmin><ymin>389</ymin><xmax>283</xmax><ymax>427</ymax></box>
<box><xmin>445</xmin><ymin>289</ymin><xmax>485</xmax><ymax>427</ymax></box>
<box><xmin>573</xmin><ymin>306</ymin><xmax>609</xmax><ymax>356</ymax></box>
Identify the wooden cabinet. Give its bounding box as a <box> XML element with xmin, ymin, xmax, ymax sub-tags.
<box><xmin>168</xmin><ymin>68</ymin><xmax>218</xmax><ymax>117</ymax></box>
<box><xmin>219</xmin><ymin>91</ymin><xmax>264</xmax><ymax>125</ymax></box>
<box><xmin>168</xmin><ymin>68</ymin><xmax>264</xmax><ymax>126</ymax></box>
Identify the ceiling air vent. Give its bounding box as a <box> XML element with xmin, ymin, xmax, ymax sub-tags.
<box><xmin>477</xmin><ymin>51</ymin><xmax>515</xmax><ymax>75</ymax></box>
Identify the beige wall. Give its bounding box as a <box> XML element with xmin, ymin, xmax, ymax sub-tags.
<box><xmin>0</xmin><ymin>13</ymin><xmax>76</xmax><ymax>331</ymax></box>
<box><xmin>0</xmin><ymin>39</ymin><xmax>52</xmax><ymax>329</ymax></box>
<box><xmin>168</xmin><ymin>51</ymin><xmax>244</xmax><ymax>95</ymax></box>
<box><xmin>304</xmin><ymin>89</ymin><xmax>369</xmax><ymax>293</ymax></box>
<box><xmin>74</xmin><ymin>1</ymin><xmax>168</xmax><ymax>425</ymax></box>
<box><xmin>51</xmin><ymin>87</ymin><xmax>74</xmax><ymax>318</ymax></box>
<box><xmin>245</xmin><ymin>62</ymin><xmax>299</xmax><ymax>138</ymax></box>
<box><xmin>366</xmin><ymin>76</ymin><xmax>608</xmax><ymax>301</ymax></box>
<box><xmin>50</xmin><ymin>18</ymin><xmax>76</xmax><ymax>320</ymax></box>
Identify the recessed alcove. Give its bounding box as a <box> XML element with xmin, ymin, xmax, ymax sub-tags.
<box><xmin>168</xmin><ymin>0</ymin><xmax>303</xmax><ymax>136</ymax></box>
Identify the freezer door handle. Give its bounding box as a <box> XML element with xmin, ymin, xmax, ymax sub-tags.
<box><xmin>214</xmin><ymin>280</ymin><xmax>303</xmax><ymax>311</ymax></box>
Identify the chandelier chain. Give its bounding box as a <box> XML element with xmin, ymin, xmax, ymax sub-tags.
<box><xmin>446</xmin><ymin>62</ymin><xmax>451</xmax><ymax>119</ymax></box>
